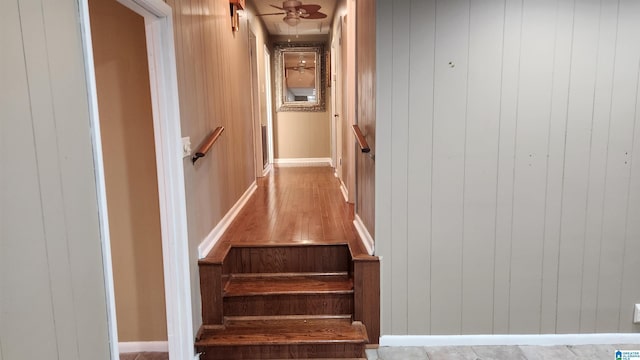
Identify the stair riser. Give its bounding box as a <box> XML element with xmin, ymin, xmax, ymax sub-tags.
<box><xmin>224</xmin><ymin>294</ymin><xmax>354</xmax><ymax>316</ymax></box>
<box><xmin>197</xmin><ymin>343</ymin><xmax>365</xmax><ymax>359</ymax></box>
<box><xmin>223</xmin><ymin>245</ymin><xmax>350</xmax><ymax>274</ymax></box>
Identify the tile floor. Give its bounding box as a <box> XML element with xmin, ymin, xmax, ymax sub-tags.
<box><xmin>119</xmin><ymin>345</ymin><xmax>638</xmax><ymax>359</ymax></box>
<box><xmin>120</xmin><ymin>352</ymin><xmax>168</xmax><ymax>360</ymax></box>
<box><xmin>369</xmin><ymin>345</ymin><xmax>639</xmax><ymax>360</ymax></box>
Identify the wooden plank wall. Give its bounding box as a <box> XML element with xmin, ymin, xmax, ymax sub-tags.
<box><xmin>355</xmin><ymin>0</ymin><xmax>376</xmax><ymax>238</ymax></box>
<box><xmin>167</xmin><ymin>0</ymin><xmax>256</xmax><ymax>242</ymax></box>
<box><xmin>165</xmin><ymin>0</ymin><xmax>258</xmax><ymax>327</ymax></box>
<box><xmin>376</xmin><ymin>0</ymin><xmax>640</xmax><ymax>335</ymax></box>
<box><xmin>1</xmin><ymin>0</ymin><xmax>111</xmax><ymax>358</ymax></box>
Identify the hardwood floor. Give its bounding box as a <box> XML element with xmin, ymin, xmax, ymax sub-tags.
<box><xmin>204</xmin><ymin>166</ymin><xmax>370</xmax><ymax>259</ymax></box>
<box><xmin>196</xmin><ymin>166</ymin><xmax>379</xmax><ymax>358</ymax></box>
<box><xmin>119</xmin><ymin>352</ymin><xmax>167</xmax><ymax>360</ymax></box>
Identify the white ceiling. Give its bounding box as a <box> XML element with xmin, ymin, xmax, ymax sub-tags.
<box><xmin>249</xmin><ymin>0</ymin><xmax>337</xmax><ymax>36</ymax></box>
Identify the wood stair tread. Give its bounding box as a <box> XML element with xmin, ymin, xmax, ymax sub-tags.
<box><xmin>224</xmin><ymin>273</ymin><xmax>354</xmax><ymax>297</ymax></box>
<box><xmin>196</xmin><ymin>318</ymin><xmax>368</xmax><ymax>346</ymax></box>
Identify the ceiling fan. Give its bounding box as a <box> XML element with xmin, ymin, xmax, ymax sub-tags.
<box><xmin>286</xmin><ymin>63</ymin><xmax>315</xmax><ymax>73</ymax></box>
<box><xmin>257</xmin><ymin>0</ymin><xmax>327</xmax><ymax>27</ymax></box>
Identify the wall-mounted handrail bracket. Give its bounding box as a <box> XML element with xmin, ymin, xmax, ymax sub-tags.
<box><xmin>192</xmin><ymin>126</ymin><xmax>224</xmax><ymax>164</ymax></box>
<box><xmin>351</xmin><ymin>124</ymin><xmax>370</xmax><ymax>153</ymax></box>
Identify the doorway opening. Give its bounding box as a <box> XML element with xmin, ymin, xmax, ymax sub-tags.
<box><xmin>88</xmin><ymin>0</ymin><xmax>167</xmax><ymax>351</ymax></box>
<box><xmin>79</xmin><ymin>0</ymin><xmax>193</xmax><ymax>358</ymax></box>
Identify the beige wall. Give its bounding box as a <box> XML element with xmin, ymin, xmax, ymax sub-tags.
<box><xmin>166</xmin><ymin>0</ymin><xmax>258</xmax><ymax>333</ymax></box>
<box><xmin>89</xmin><ymin>0</ymin><xmax>167</xmax><ymax>341</ymax></box>
<box><xmin>271</xmin><ymin>37</ymin><xmax>331</xmax><ymax>161</ymax></box>
<box><xmin>2</xmin><ymin>0</ymin><xmax>110</xmax><ymax>358</ymax></box>
<box><xmin>330</xmin><ymin>0</ymin><xmax>346</xmax><ymax>181</ymax></box>
<box><xmin>274</xmin><ymin>110</ymin><xmax>331</xmax><ymax>159</ymax></box>
<box><xmin>330</xmin><ymin>0</ymin><xmax>357</xmax><ymax>202</ymax></box>
<box><xmin>246</xmin><ymin>2</ymin><xmax>272</xmax><ymax>174</ymax></box>
<box><xmin>355</xmin><ymin>0</ymin><xmax>376</xmax><ymax>237</ymax></box>
<box><xmin>377</xmin><ymin>0</ymin><xmax>640</xmax><ymax>336</ymax></box>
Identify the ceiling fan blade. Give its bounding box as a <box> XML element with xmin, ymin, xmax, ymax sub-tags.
<box><xmin>270</xmin><ymin>4</ymin><xmax>286</xmax><ymax>10</ymax></box>
<box><xmin>257</xmin><ymin>11</ymin><xmax>286</xmax><ymax>16</ymax></box>
<box><xmin>297</xmin><ymin>4</ymin><xmax>321</xmax><ymax>14</ymax></box>
<box><xmin>304</xmin><ymin>11</ymin><xmax>327</xmax><ymax>19</ymax></box>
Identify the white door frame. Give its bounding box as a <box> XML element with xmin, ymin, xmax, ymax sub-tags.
<box><xmin>330</xmin><ymin>47</ymin><xmax>337</xmax><ymax>171</ymax></box>
<box><xmin>78</xmin><ymin>0</ymin><xmax>194</xmax><ymax>359</ymax></box>
<box><xmin>248</xmin><ymin>30</ymin><xmax>263</xmax><ymax>177</ymax></box>
<box><xmin>264</xmin><ymin>45</ymin><xmax>275</xmax><ymax>168</ymax></box>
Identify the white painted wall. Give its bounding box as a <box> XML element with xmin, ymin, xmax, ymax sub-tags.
<box><xmin>1</xmin><ymin>0</ymin><xmax>110</xmax><ymax>358</ymax></box>
<box><xmin>376</xmin><ymin>0</ymin><xmax>640</xmax><ymax>335</ymax></box>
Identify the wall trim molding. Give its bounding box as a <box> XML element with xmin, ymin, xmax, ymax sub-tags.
<box><xmin>262</xmin><ymin>163</ymin><xmax>273</xmax><ymax>177</ymax></box>
<box><xmin>339</xmin><ymin>180</ymin><xmax>349</xmax><ymax>202</ymax></box>
<box><xmin>119</xmin><ymin>341</ymin><xmax>168</xmax><ymax>353</ymax></box>
<box><xmin>198</xmin><ymin>181</ymin><xmax>258</xmax><ymax>258</ymax></box>
<box><xmin>353</xmin><ymin>214</ymin><xmax>374</xmax><ymax>255</ymax></box>
<box><xmin>274</xmin><ymin>157</ymin><xmax>332</xmax><ymax>167</ymax></box>
<box><xmin>379</xmin><ymin>333</ymin><xmax>640</xmax><ymax>347</ymax></box>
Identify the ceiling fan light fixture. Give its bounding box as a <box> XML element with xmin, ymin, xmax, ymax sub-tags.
<box><xmin>282</xmin><ymin>0</ymin><xmax>302</xmax><ymax>8</ymax></box>
<box><xmin>283</xmin><ymin>13</ymin><xmax>300</xmax><ymax>26</ymax></box>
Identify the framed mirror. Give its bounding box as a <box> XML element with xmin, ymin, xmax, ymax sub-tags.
<box><xmin>274</xmin><ymin>43</ymin><xmax>326</xmax><ymax>112</ymax></box>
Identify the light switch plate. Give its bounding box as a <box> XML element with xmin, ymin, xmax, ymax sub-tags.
<box><xmin>634</xmin><ymin>304</ymin><xmax>640</xmax><ymax>324</ymax></box>
<box><xmin>182</xmin><ymin>137</ymin><xmax>191</xmax><ymax>158</ymax></box>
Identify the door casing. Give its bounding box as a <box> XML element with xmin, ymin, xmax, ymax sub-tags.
<box><xmin>78</xmin><ymin>0</ymin><xmax>194</xmax><ymax>358</ymax></box>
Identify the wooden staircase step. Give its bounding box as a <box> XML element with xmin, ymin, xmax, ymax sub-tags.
<box><xmin>223</xmin><ymin>292</ymin><xmax>354</xmax><ymax>316</ymax></box>
<box><xmin>224</xmin><ymin>272</ymin><xmax>354</xmax><ymax>296</ymax></box>
<box><xmin>222</xmin><ymin>244</ymin><xmax>351</xmax><ymax>274</ymax></box>
<box><xmin>196</xmin><ymin>317</ymin><xmax>368</xmax><ymax>359</ymax></box>
<box><xmin>198</xmin><ymin>317</ymin><xmax>367</xmax><ymax>345</ymax></box>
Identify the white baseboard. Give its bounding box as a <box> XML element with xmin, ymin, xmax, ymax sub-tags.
<box><xmin>339</xmin><ymin>180</ymin><xmax>348</xmax><ymax>202</ymax></box>
<box><xmin>379</xmin><ymin>333</ymin><xmax>640</xmax><ymax>347</ymax></box>
<box><xmin>353</xmin><ymin>214</ymin><xmax>374</xmax><ymax>255</ymax></box>
<box><xmin>262</xmin><ymin>163</ymin><xmax>273</xmax><ymax>177</ymax></box>
<box><xmin>119</xmin><ymin>341</ymin><xmax>168</xmax><ymax>353</ymax></box>
<box><xmin>274</xmin><ymin>157</ymin><xmax>332</xmax><ymax>167</ymax></box>
<box><xmin>198</xmin><ymin>181</ymin><xmax>258</xmax><ymax>258</ymax></box>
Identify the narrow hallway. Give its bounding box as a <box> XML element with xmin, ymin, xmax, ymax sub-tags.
<box><xmin>211</xmin><ymin>166</ymin><xmax>368</xmax><ymax>254</ymax></box>
<box><xmin>196</xmin><ymin>166</ymin><xmax>379</xmax><ymax>359</ymax></box>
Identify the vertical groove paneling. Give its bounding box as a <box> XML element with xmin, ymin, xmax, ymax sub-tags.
<box><xmin>579</xmin><ymin>0</ymin><xmax>618</xmax><ymax>333</ymax></box>
<box><xmin>460</xmin><ymin>0</ymin><xmax>504</xmax><ymax>335</ymax></box>
<box><xmin>615</xmin><ymin>0</ymin><xmax>640</xmax><ymax>332</ymax></box>
<box><xmin>430</xmin><ymin>0</ymin><xmax>470</xmax><ymax>335</ymax></box>
<box><xmin>2</xmin><ymin>2</ymin><xmax>59</xmax><ymax>357</ymax></box>
<box><xmin>620</xmin><ymin>61</ymin><xmax>640</xmax><ymax>333</ymax></box>
<box><xmin>389</xmin><ymin>0</ymin><xmax>411</xmax><ymax>335</ymax></box>
<box><xmin>3</xmin><ymin>0</ymin><xmax>110</xmax><ymax>357</ymax></box>
<box><xmin>539</xmin><ymin>0</ymin><xmax>574</xmax><ymax>334</ymax></box>
<box><xmin>406</xmin><ymin>0</ymin><xmax>435</xmax><ymax>335</ymax></box>
<box><xmin>378</xmin><ymin>0</ymin><xmax>640</xmax><ymax>335</ymax></box>
<box><xmin>555</xmin><ymin>0</ymin><xmax>600</xmax><ymax>333</ymax></box>
<box><xmin>41</xmin><ymin>0</ymin><xmax>111</xmax><ymax>352</ymax></box>
<box><xmin>595</xmin><ymin>0</ymin><xmax>640</xmax><ymax>332</ymax></box>
<box><xmin>19</xmin><ymin>0</ymin><xmax>81</xmax><ymax>356</ymax></box>
<box><xmin>492</xmin><ymin>0</ymin><xmax>523</xmax><ymax>334</ymax></box>
<box><xmin>375</xmin><ymin>0</ymin><xmax>394</xmax><ymax>335</ymax></box>
<box><xmin>508</xmin><ymin>0</ymin><xmax>557</xmax><ymax>334</ymax></box>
